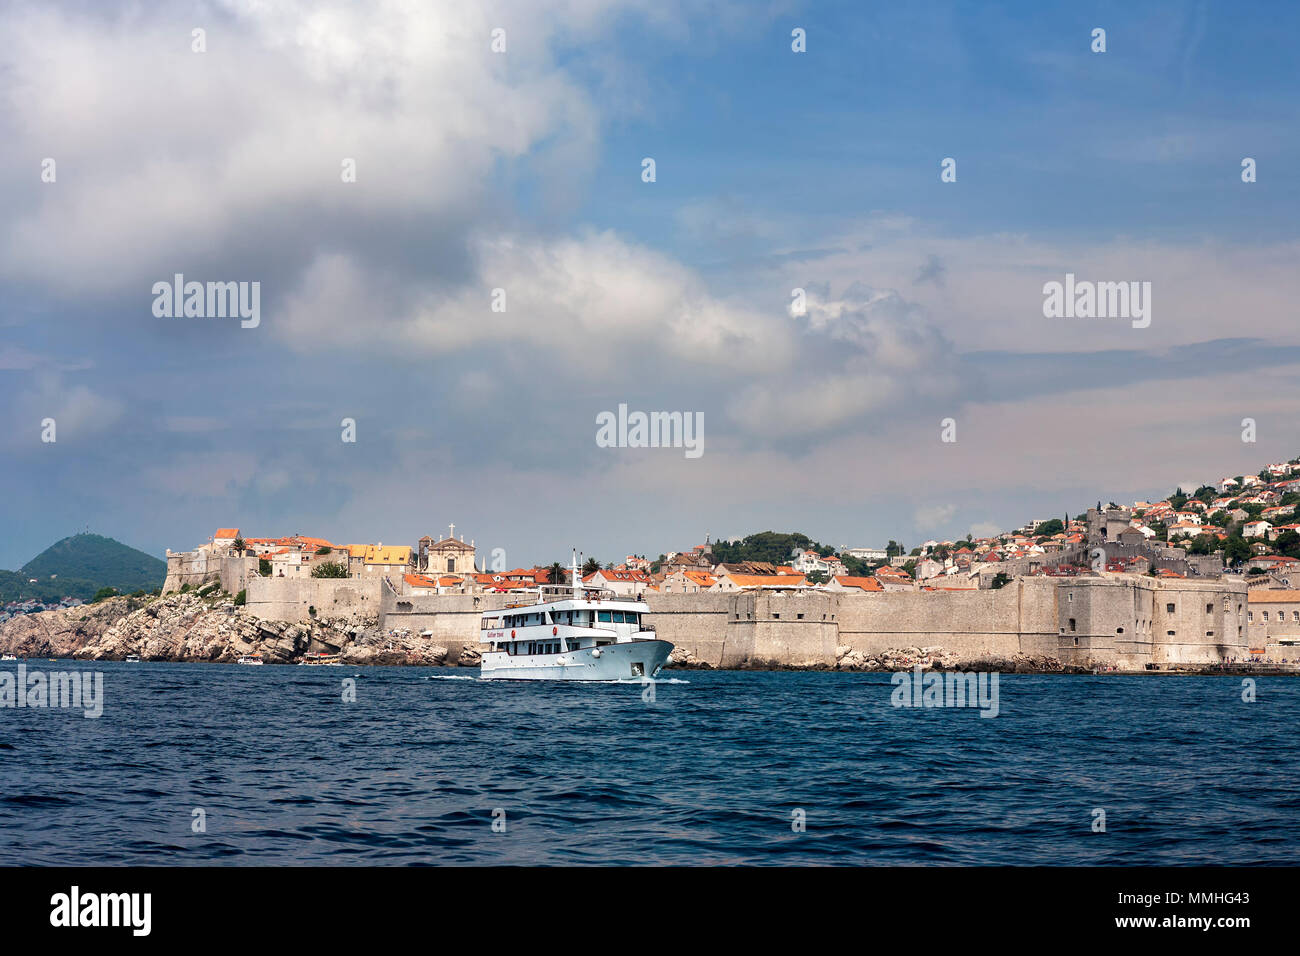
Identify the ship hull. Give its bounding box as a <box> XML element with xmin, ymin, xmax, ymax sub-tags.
<box><xmin>480</xmin><ymin>638</ymin><xmax>673</xmax><ymax>681</ymax></box>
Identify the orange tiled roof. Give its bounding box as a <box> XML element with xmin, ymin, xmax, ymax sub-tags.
<box><xmin>720</xmin><ymin>573</ymin><xmax>807</xmax><ymax>587</ymax></box>
<box><xmin>833</xmin><ymin>575</ymin><xmax>883</xmax><ymax>591</ymax></box>
<box><xmin>681</xmin><ymin>569</ymin><xmax>718</xmax><ymax>586</ymax></box>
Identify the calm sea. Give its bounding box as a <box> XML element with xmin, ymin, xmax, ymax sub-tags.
<box><xmin>1</xmin><ymin>663</ymin><xmax>1295</xmax><ymax>865</ymax></box>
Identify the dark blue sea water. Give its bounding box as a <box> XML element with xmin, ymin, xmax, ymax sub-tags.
<box><xmin>1</xmin><ymin>663</ymin><xmax>1296</xmax><ymax>865</ymax></box>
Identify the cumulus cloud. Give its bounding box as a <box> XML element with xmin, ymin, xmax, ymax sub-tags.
<box><xmin>6</xmin><ymin>372</ymin><xmax>124</xmax><ymax>450</ymax></box>
<box><xmin>0</xmin><ymin>0</ymin><xmax>634</xmax><ymax>296</ymax></box>
<box><xmin>914</xmin><ymin>503</ymin><xmax>956</xmax><ymax>531</ymax></box>
<box><xmin>274</xmin><ymin>230</ymin><xmax>787</xmax><ymax>373</ymax></box>
<box><xmin>726</xmin><ymin>282</ymin><xmax>961</xmax><ymax>438</ymax></box>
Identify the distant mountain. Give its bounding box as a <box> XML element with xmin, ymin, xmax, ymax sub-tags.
<box><xmin>0</xmin><ymin>533</ymin><xmax>165</xmax><ymax>603</ymax></box>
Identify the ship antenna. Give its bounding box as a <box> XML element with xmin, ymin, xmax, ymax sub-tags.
<box><xmin>572</xmin><ymin>548</ymin><xmax>581</xmax><ymax>600</ymax></box>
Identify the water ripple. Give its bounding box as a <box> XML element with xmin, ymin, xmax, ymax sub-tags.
<box><xmin>1</xmin><ymin>664</ymin><xmax>1297</xmax><ymax>864</ymax></box>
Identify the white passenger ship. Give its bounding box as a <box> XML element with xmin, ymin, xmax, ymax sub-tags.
<box><xmin>479</xmin><ymin>554</ymin><xmax>672</xmax><ymax>681</ymax></box>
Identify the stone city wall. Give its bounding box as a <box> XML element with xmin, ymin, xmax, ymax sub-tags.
<box><xmin>226</xmin><ymin>572</ymin><xmax>1252</xmax><ymax>669</ymax></box>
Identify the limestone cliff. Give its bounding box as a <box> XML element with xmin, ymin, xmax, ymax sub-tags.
<box><xmin>0</xmin><ymin>591</ymin><xmax>471</xmax><ymax>666</ymax></box>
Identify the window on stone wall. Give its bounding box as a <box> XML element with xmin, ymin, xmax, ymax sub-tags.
<box><xmin>1206</xmin><ymin>603</ymin><xmax>1213</xmax><ymax>613</ymax></box>
<box><xmin>1116</xmin><ymin>627</ymin><xmax>1124</xmax><ymax>634</ymax></box>
<box><xmin>1068</xmin><ymin>618</ymin><xmax>1076</xmax><ymax>631</ymax></box>
<box><xmin>1166</xmin><ymin>603</ymin><xmax>1175</xmax><ymax>613</ymax></box>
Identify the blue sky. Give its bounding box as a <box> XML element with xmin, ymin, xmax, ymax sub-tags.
<box><xmin>2</xmin><ymin>0</ymin><xmax>1299</xmax><ymax>570</ymax></box>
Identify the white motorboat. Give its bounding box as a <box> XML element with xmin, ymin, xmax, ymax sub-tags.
<box><xmin>479</xmin><ymin>552</ymin><xmax>672</xmax><ymax>681</ymax></box>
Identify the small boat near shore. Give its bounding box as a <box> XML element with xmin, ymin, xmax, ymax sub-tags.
<box><xmin>479</xmin><ymin>551</ymin><xmax>672</xmax><ymax>681</ymax></box>
<box><xmin>0</xmin><ymin>654</ymin><xmax>17</xmax><ymax>662</ymax></box>
<box><xmin>298</xmin><ymin>652</ymin><xmax>343</xmax><ymax>666</ymax></box>
<box><xmin>124</xmin><ymin>653</ymin><xmax>141</xmax><ymax>663</ymax></box>
<box><xmin>236</xmin><ymin>654</ymin><xmax>264</xmax><ymax>666</ymax></box>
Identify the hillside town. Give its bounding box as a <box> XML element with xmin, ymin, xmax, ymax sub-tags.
<box><xmin>0</xmin><ymin>594</ymin><xmax>83</xmax><ymax>625</ymax></box>
<box><xmin>174</xmin><ymin>457</ymin><xmax>1300</xmax><ymax>596</ymax></box>
<box><xmin>145</xmin><ymin>455</ymin><xmax>1300</xmax><ymax>661</ymax></box>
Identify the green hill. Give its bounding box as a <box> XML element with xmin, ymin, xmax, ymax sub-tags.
<box><xmin>1</xmin><ymin>533</ymin><xmax>166</xmax><ymax>603</ymax></box>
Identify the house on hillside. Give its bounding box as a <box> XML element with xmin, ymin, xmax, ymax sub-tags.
<box><xmin>583</xmin><ymin>568</ymin><xmax>652</xmax><ymax>597</ymax></box>
<box><xmin>661</xmin><ymin>568</ymin><xmax>717</xmax><ymax>593</ymax></box>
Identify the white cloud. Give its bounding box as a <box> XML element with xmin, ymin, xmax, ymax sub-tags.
<box><xmin>726</xmin><ymin>283</ymin><xmax>959</xmax><ymax>437</ymax></box>
<box><xmin>274</xmin><ymin>230</ymin><xmax>788</xmax><ymax>374</ymax></box>
<box><xmin>740</xmin><ymin>217</ymin><xmax>1300</xmax><ymax>353</ymax></box>
<box><xmin>0</xmin><ymin>0</ymin><xmax>645</xmax><ymax>295</ymax></box>
<box><xmin>914</xmin><ymin>503</ymin><xmax>956</xmax><ymax>530</ymax></box>
<box><xmin>7</xmin><ymin>372</ymin><xmax>124</xmax><ymax>449</ymax></box>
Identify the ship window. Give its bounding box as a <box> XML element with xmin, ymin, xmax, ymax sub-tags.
<box><xmin>598</xmin><ymin>611</ymin><xmax>613</xmax><ymax>623</ymax></box>
<box><xmin>612</xmin><ymin>611</ymin><xmax>625</xmax><ymax>623</ymax></box>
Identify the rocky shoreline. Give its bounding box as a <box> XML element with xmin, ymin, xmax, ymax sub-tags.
<box><xmin>0</xmin><ymin>590</ymin><xmax>479</xmax><ymax>667</ymax></box>
<box><xmin>2</xmin><ymin>594</ymin><xmax>1295</xmax><ymax>674</ymax></box>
